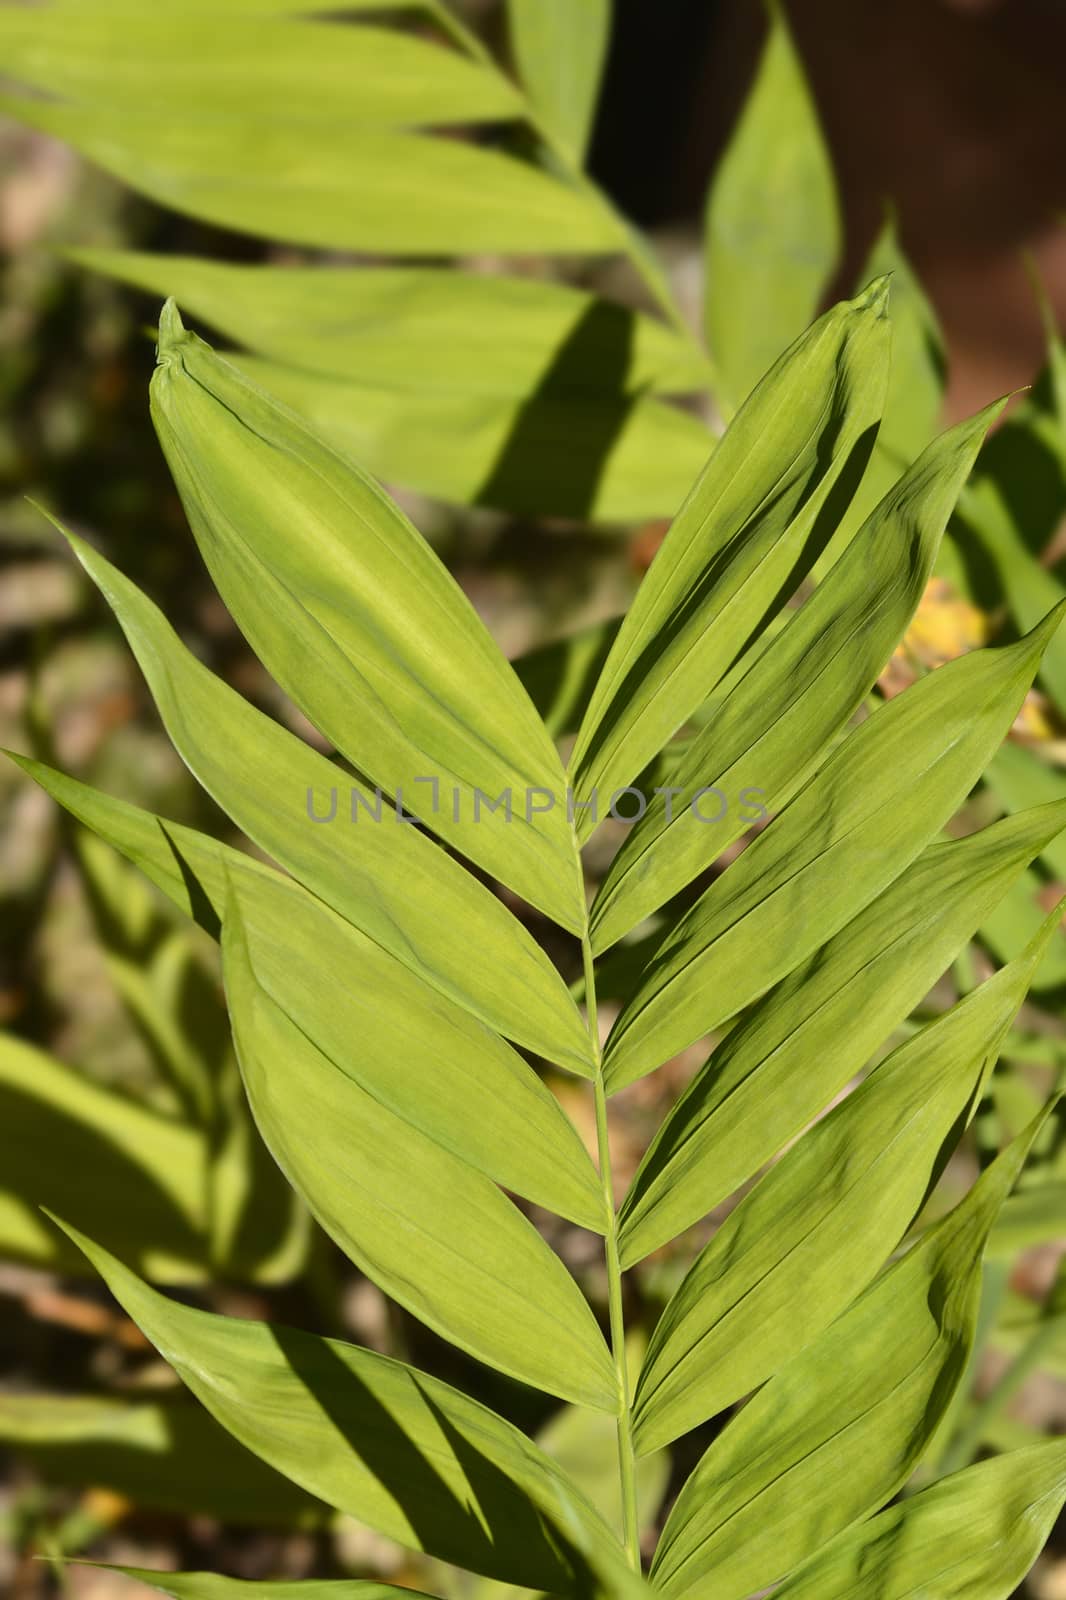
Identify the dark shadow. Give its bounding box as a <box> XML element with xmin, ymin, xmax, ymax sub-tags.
<box><xmin>161</xmin><ymin>821</ymin><xmax>223</xmax><ymax>941</ymax></box>
<box><xmin>268</xmin><ymin>1321</ymin><xmax>598</xmax><ymax>1595</ymax></box>
<box><xmin>475</xmin><ymin>301</ymin><xmax>636</xmax><ymax>521</ymax></box>
<box><xmin>0</xmin><ymin>1080</ymin><xmax>203</xmax><ymax>1276</ymax></box>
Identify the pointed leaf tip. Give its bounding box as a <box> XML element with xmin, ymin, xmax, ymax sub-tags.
<box><xmin>156</xmin><ymin>298</ymin><xmax>187</xmax><ymax>363</ymax></box>
<box><xmin>855</xmin><ymin>272</ymin><xmax>893</xmax><ymax>317</ymax></box>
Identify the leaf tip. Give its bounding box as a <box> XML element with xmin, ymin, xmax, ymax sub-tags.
<box><xmin>156</xmin><ymin>298</ymin><xmax>187</xmax><ymax>365</ymax></box>
<box><xmin>855</xmin><ymin>271</ymin><xmax>893</xmax><ymax>319</ymax></box>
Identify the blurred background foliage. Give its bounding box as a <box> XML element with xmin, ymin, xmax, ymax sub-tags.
<box><xmin>3</xmin><ymin>0</ymin><xmax>1066</xmax><ymax>1595</ymax></box>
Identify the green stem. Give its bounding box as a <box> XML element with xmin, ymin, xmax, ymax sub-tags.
<box><xmin>582</xmin><ymin>930</ymin><xmax>641</xmax><ymax>1570</ymax></box>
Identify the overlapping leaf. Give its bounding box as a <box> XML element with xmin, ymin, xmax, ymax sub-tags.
<box><xmin>619</xmin><ymin>800</ymin><xmax>1066</xmax><ymax>1262</ymax></box>
<box><xmin>45</xmin><ymin>519</ymin><xmax>591</xmax><ymax>1071</ymax></box>
<box><xmin>703</xmin><ymin>0</ymin><xmax>840</xmax><ymax>414</ymax></box>
<box><xmin>71</xmin><ymin>254</ymin><xmax>710</xmax><ymax>520</ymax></box>
<box><xmin>590</xmin><ymin>402</ymin><xmax>998</xmax><ymax>950</ymax></box>
<box><xmin>507</xmin><ymin>0</ymin><xmax>609</xmax><ymax>160</ymax></box>
<box><xmin>234</xmin><ymin>353</ymin><xmax>710</xmax><ymax>523</ymax></box>
<box><xmin>771</xmin><ymin>1440</ymin><xmax>1066</xmax><ymax>1600</ymax></box>
<box><xmin>649</xmin><ymin>1118</ymin><xmax>1046</xmax><ymax>1600</ymax></box>
<box><xmin>150</xmin><ymin>308</ymin><xmax>587</xmax><ymax>931</ymax></box>
<box><xmin>605</xmin><ymin>607</ymin><xmax>1065</xmax><ymax>1090</ymax></box>
<box><xmin>71</xmin><ymin>251</ymin><xmax>708</xmax><ymax>397</ymax></box>
<box><xmin>54</xmin><ymin>1225</ymin><xmax>641</xmax><ymax>1600</ymax></box>
<box><xmin>9</xmin><ymin>751</ymin><xmax>603</xmax><ymax>1225</ymax></box>
<box><xmin>0</xmin><ymin>10</ymin><xmax>523</xmax><ymax>125</ymax></box>
<box><xmin>0</xmin><ymin>0</ymin><xmax>620</xmax><ymax>258</ymax></box>
<box><xmin>221</xmin><ymin>892</ymin><xmax>613</xmax><ymax>1407</ymax></box>
<box><xmin>222</xmin><ymin>869</ymin><xmax>604</xmax><ymax>1228</ymax></box>
<box><xmin>631</xmin><ymin>911</ymin><xmax>1060</xmax><ymax>1451</ymax></box>
<box><xmin>569</xmin><ymin>283</ymin><xmax>890</xmax><ymax>823</ymax></box>
<box><xmin>843</xmin><ymin>219</ymin><xmax>946</xmax><ymax>532</ymax></box>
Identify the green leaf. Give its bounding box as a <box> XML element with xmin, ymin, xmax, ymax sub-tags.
<box><xmin>770</xmin><ymin>1439</ymin><xmax>1066</xmax><ymax>1600</ymax></box>
<box><xmin>631</xmin><ymin>915</ymin><xmax>1058</xmax><ymax>1452</ymax></box>
<box><xmin>0</xmin><ymin>1032</ymin><xmax>203</xmax><ymax>1280</ymax></box>
<box><xmin>222</xmin><ymin>868</ymin><xmax>604</xmax><ymax>1229</ymax></box>
<box><xmin>52</xmin><ymin>1224</ymin><xmax>639</xmax><ymax>1600</ymax></box>
<box><xmin>44</xmin><ymin>521</ymin><xmax>591</xmax><ymax>1073</ymax></box>
<box><xmin>233</xmin><ymin>352</ymin><xmax>711</xmax><ymax>524</ymax></box>
<box><xmin>71</xmin><ymin>252</ymin><xmax>709</xmax><ymax>397</ymax></box>
<box><xmin>0</xmin><ymin>1393</ymin><xmax>323</xmax><ymax>1525</ymax></box>
<box><xmin>150</xmin><ymin>308</ymin><xmax>587</xmax><ymax>932</ymax></box>
<box><xmin>0</xmin><ymin>1028</ymin><xmax>306</xmax><ymax>1286</ymax></box>
<box><xmin>619</xmin><ymin>800</ymin><xmax>1066</xmax><ymax>1263</ymax></box>
<box><xmin>953</xmin><ymin>365</ymin><xmax>1066</xmax><ymax>710</ymax></box>
<box><xmin>0</xmin><ymin>11</ymin><xmax>523</xmax><ymax>126</ymax></box>
<box><xmin>81</xmin><ymin>1573</ymin><xmax>436</xmax><ymax>1600</ymax></box>
<box><xmin>980</xmin><ymin>862</ymin><xmax>1066</xmax><ymax>993</ymax></box>
<box><xmin>989</xmin><ymin>1179</ymin><xmax>1066</xmax><ymax>1259</ymax></box>
<box><xmin>569</xmin><ymin>283</ymin><xmax>890</xmax><ymax>825</ymax></box>
<box><xmin>48</xmin><ymin>0</ymin><xmax>413</xmax><ymax>11</ymax></box>
<box><xmin>220</xmin><ymin>892</ymin><xmax>614</xmax><ymax>1407</ymax></box>
<box><xmin>843</xmin><ymin>218</ymin><xmax>946</xmax><ymax>533</ymax></box>
<box><xmin>9</xmin><ymin>752</ymin><xmax>602</xmax><ymax>1216</ymax></box>
<box><xmin>590</xmin><ymin>403</ymin><xmax>998</xmax><ymax>951</ymax></box>
<box><xmin>649</xmin><ymin>1118</ymin><xmax>1047</xmax><ymax>1600</ymax></box>
<box><xmin>704</xmin><ymin>0</ymin><xmax>840</xmax><ymax>414</ymax></box>
<box><xmin>507</xmin><ymin>0</ymin><xmax>610</xmax><ymax>160</ymax></box>
<box><xmin>604</xmin><ymin>607</ymin><xmax>1065</xmax><ymax>1092</ymax></box>
<box><xmin>0</xmin><ymin>93</ymin><xmax>619</xmax><ymax>255</ymax></box>
<box><xmin>986</xmin><ymin>741</ymin><xmax>1066</xmax><ymax>879</ymax></box>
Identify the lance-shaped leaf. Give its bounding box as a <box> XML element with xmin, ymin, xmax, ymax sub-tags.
<box><xmin>704</xmin><ymin>0</ymin><xmax>840</xmax><ymax>415</ymax></box>
<box><xmin>590</xmin><ymin>403</ymin><xmax>998</xmax><ymax>951</ymax></box>
<box><xmin>7</xmin><ymin>751</ymin><xmax>603</xmax><ymax>1221</ymax></box>
<box><xmin>649</xmin><ymin>1118</ymin><xmax>1047</xmax><ymax>1600</ymax></box>
<box><xmin>842</xmin><ymin>218</ymin><xmax>946</xmax><ymax>534</ymax></box>
<box><xmin>45</xmin><ymin>522</ymin><xmax>591</xmax><ymax>1074</ymax></box>
<box><xmin>0</xmin><ymin>10</ymin><xmax>523</xmax><ymax>126</ymax></box>
<box><xmin>223</xmin><ymin>869</ymin><xmax>605</xmax><ymax>1232</ymax></box>
<box><xmin>0</xmin><ymin>96</ymin><xmax>619</xmax><ymax>256</ymax></box>
<box><xmin>41</xmin><ymin>0</ymin><xmax>415</xmax><ymax>12</ymax></box>
<box><xmin>71</xmin><ymin>254</ymin><xmax>711</xmax><ymax>521</ymax></box>
<box><xmin>220</xmin><ymin>899</ymin><xmax>614</xmax><ymax>1409</ymax></box>
<box><xmin>507</xmin><ymin>0</ymin><xmax>610</xmax><ymax>160</ymax></box>
<box><xmin>632</xmin><ymin>909</ymin><xmax>1061</xmax><ymax>1452</ymax></box>
<box><xmin>83</xmin><ymin>1572</ymin><xmax>437</xmax><ymax>1600</ymax></box>
<box><xmin>150</xmin><ymin>308</ymin><xmax>586</xmax><ymax>931</ymax></box>
<box><xmin>604</xmin><ymin>607</ymin><xmax>1066</xmax><ymax>1091</ymax></box>
<box><xmin>619</xmin><ymin>800</ymin><xmax>1066</xmax><ymax>1263</ymax></box>
<box><xmin>5</xmin><ymin>750</ymin><xmax>284</xmax><ymax>940</ymax></box>
<box><xmin>233</xmin><ymin>353</ymin><xmax>710</xmax><ymax>524</ymax></box>
<box><xmin>568</xmin><ymin>283</ymin><xmax>890</xmax><ymax>827</ymax></box>
<box><xmin>52</xmin><ymin>1224</ymin><xmax>639</xmax><ymax>1600</ymax></box>
<box><xmin>771</xmin><ymin>1439</ymin><xmax>1066</xmax><ymax>1600</ymax></box>
<box><xmin>0</xmin><ymin>1394</ymin><xmax>323</xmax><ymax>1526</ymax></box>
<box><xmin>70</xmin><ymin>252</ymin><xmax>709</xmax><ymax>397</ymax></box>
